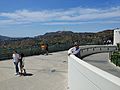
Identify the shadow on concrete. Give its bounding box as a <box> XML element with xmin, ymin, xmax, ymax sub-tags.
<box><xmin>23</xmin><ymin>73</ymin><xmax>33</xmax><ymax>76</ymax></box>
<box><xmin>83</xmin><ymin>59</ymin><xmax>108</xmax><ymax>63</ymax></box>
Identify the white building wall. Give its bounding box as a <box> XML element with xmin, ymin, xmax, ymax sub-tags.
<box><xmin>114</xmin><ymin>29</ymin><xmax>120</xmax><ymax>45</ymax></box>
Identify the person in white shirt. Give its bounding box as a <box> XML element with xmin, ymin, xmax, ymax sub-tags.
<box><xmin>68</xmin><ymin>42</ymin><xmax>81</xmax><ymax>58</ymax></box>
<box><xmin>12</xmin><ymin>50</ymin><xmax>20</xmax><ymax>75</ymax></box>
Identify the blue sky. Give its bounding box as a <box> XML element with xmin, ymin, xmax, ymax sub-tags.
<box><xmin>0</xmin><ymin>0</ymin><xmax>120</xmax><ymax>37</ymax></box>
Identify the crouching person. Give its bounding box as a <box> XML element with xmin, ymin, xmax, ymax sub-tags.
<box><xmin>19</xmin><ymin>53</ymin><xmax>26</xmax><ymax>76</ymax></box>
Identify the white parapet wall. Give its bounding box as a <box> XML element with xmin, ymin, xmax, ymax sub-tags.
<box><xmin>79</xmin><ymin>45</ymin><xmax>117</xmax><ymax>58</ymax></box>
<box><xmin>114</xmin><ymin>28</ymin><xmax>120</xmax><ymax>45</ymax></box>
<box><xmin>68</xmin><ymin>45</ymin><xmax>120</xmax><ymax>90</ymax></box>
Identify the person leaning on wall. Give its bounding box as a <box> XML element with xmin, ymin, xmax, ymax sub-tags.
<box><xmin>68</xmin><ymin>42</ymin><xmax>81</xmax><ymax>58</ymax></box>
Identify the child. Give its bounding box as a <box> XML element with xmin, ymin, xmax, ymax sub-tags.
<box><xmin>19</xmin><ymin>53</ymin><xmax>26</xmax><ymax>76</ymax></box>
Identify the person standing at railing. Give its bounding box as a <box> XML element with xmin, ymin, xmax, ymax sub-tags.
<box><xmin>41</xmin><ymin>44</ymin><xmax>46</xmax><ymax>55</ymax></box>
<box><xmin>46</xmin><ymin>43</ymin><xmax>49</xmax><ymax>55</ymax></box>
<box><xmin>68</xmin><ymin>42</ymin><xmax>81</xmax><ymax>58</ymax></box>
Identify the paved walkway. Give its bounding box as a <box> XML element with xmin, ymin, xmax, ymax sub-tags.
<box><xmin>0</xmin><ymin>51</ymin><xmax>120</xmax><ymax>90</ymax></box>
<box><xmin>83</xmin><ymin>53</ymin><xmax>120</xmax><ymax>78</ymax></box>
<box><xmin>0</xmin><ymin>51</ymin><xmax>68</xmax><ymax>90</ymax></box>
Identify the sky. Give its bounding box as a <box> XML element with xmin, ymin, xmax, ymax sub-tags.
<box><xmin>0</xmin><ymin>0</ymin><xmax>120</xmax><ymax>37</ymax></box>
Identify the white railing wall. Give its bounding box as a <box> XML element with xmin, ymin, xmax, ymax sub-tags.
<box><xmin>68</xmin><ymin>45</ymin><xmax>120</xmax><ymax>90</ymax></box>
<box><xmin>79</xmin><ymin>45</ymin><xmax>117</xmax><ymax>58</ymax></box>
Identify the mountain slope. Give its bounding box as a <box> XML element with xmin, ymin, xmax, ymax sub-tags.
<box><xmin>0</xmin><ymin>29</ymin><xmax>114</xmax><ymax>48</ymax></box>
<box><xmin>0</xmin><ymin>35</ymin><xmax>10</xmax><ymax>40</ymax></box>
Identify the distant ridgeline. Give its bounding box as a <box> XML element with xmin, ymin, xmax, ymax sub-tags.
<box><xmin>0</xmin><ymin>29</ymin><xmax>113</xmax><ymax>60</ymax></box>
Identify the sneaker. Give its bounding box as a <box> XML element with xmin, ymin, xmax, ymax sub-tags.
<box><xmin>16</xmin><ymin>73</ymin><xmax>20</xmax><ymax>76</ymax></box>
<box><xmin>15</xmin><ymin>72</ymin><xmax>19</xmax><ymax>75</ymax></box>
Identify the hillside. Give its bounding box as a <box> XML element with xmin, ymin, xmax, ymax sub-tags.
<box><xmin>0</xmin><ymin>29</ymin><xmax>114</xmax><ymax>60</ymax></box>
<box><xmin>0</xmin><ymin>29</ymin><xmax>114</xmax><ymax>48</ymax></box>
<box><xmin>35</xmin><ymin>30</ymin><xmax>113</xmax><ymax>45</ymax></box>
<box><xmin>0</xmin><ymin>35</ymin><xmax>10</xmax><ymax>41</ymax></box>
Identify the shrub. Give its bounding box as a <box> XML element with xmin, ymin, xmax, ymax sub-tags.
<box><xmin>111</xmin><ymin>52</ymin><xmax>120</xmax><ymax>66</ymax></box>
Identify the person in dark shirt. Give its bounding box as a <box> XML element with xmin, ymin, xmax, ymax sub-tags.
<box><xmin>19</xmin><ymin>53</ymin><xmax>26</xmax><ymax>76</ymax></box>
<box><xmin>46</xmin><ymin>44</ymin><xmax>49</xmax><ymax>55</ymax></box>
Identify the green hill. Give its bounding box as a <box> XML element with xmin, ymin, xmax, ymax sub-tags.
<box><xmin>0</xmin><ymin>29</ymin><xmax>114</xmax><ymax>60</ymax></box>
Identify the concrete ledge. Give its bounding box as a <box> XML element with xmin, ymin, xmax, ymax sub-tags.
<box><xmin>80</xmin><ymin>45</ymin><xmax>117</xmax><ymax>58</ymax></box>
<box><xmin>68</xmin><ymin>54</ymin><xmax>120</xmax><ymax>90</ymax></box>
<box><xmin>68</xmin><ymin>45</ymin><xmax>120</xmax><ymax>90</ymax></box>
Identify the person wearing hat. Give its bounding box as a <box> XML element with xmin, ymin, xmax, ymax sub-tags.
<box><xmin>68</xmin><ymin>42</ymin><xmax>81</xmax><ymax>58</ymax></box>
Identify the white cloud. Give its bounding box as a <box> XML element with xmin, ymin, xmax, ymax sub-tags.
<box><xmin>0</xmin><ymin>7</ymin><xmax>120</xmax><ymax>25</ymax></box>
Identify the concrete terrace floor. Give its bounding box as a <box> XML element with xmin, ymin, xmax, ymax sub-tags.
<box><xmin>0</xmin><ymin>51</ymin><xmax>120</xmax><ymax>90</ymax></box>
<box><xmin>0</xmin><ymin>51</ymin><xmax>68</xmax><ymax>90</ymax></box>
